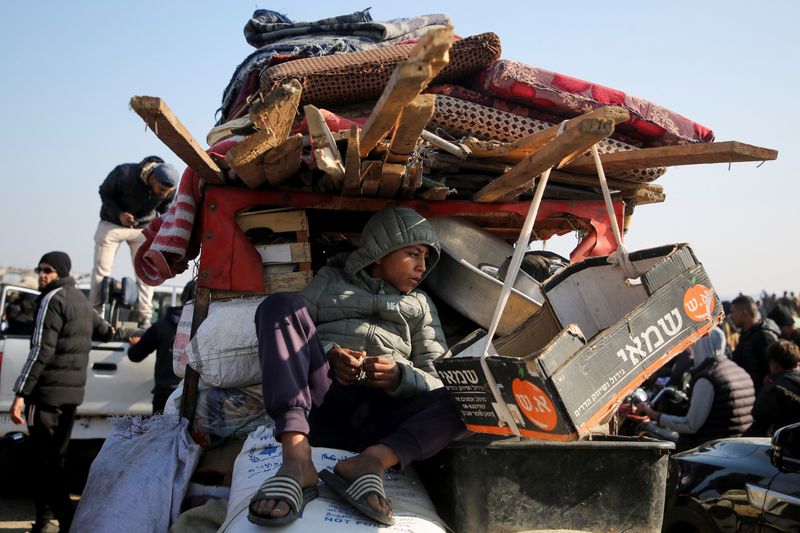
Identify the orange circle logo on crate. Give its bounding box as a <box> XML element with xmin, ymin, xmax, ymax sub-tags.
<box><xmin>512</xmin><ymin>378</ymin><xmax>558</xmax><ymax>431</ymax></box>
<box><xmin>683</xmin><ymin>284</ymin><xmax>714</xmax><ymax>322</ymax></box>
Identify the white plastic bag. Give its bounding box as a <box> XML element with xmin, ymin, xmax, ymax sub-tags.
<box><xmin>220</xmin><ymin>426</ymin><xmax>447</xmax><ymax>532</ymax></box>
<box><xmin>187</xmin><ymin>297</ymin><xmax>263</xmax><ymax>387</ymax></box>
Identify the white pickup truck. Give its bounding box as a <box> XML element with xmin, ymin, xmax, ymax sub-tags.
<box><xmin>0</xmin><ymin>280</ymin><xmax>181</xmax><ymax>440</ymax></box>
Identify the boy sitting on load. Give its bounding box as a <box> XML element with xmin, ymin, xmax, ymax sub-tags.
<box><xmin>248</xmin><ymin>205</ymin><xmax>469</xmax><ymax>527</ymax></box>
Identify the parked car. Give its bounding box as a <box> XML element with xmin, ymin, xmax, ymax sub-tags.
<box><xmin>663</xmin><ymin>422</ymin><xmax>800</xmax><ymax>532</ymax></box>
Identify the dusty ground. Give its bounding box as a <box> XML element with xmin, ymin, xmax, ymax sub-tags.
<box><xmin>0</xmin><ymin>495</ymin><xmax>78</xmax><ymax>533</ymax></box>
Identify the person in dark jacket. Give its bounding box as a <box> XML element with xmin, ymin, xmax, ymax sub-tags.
<box><xmin>730</xmin><ymin>295</ymin><xmax>780</xmax><ymax>392</ymax></box>
<box><xmin>746</xmin><ymin>340</ymin><xmax>800</xmax><ymax>436</ymax></box>
<box><xmin>10</xmin><ymin>251</ymin><xmax>113</xmax><ymax>533</ymax></box>
<box><xmin>127</xmin><ymin>281</ymin><xmax>195</xmax><ymax>413</ymax></box>
<box><xmin>639</xmin><ymin>327</ymin><xmax>756</xmax><ymax>448</ymax></box>
<box><xmin>768</xmin><ymin>304</ymin><xmax>800</xmax><ymax>348</ymax></box>
<box><xmin>88</xmin><ymin>156</ymin><xmax>179</xmax><ymax>328</ymax></box>
<box><xmin>248</xmin><ymin>206</ymin><xmax>469</xmax><ymax>527</ymax></box>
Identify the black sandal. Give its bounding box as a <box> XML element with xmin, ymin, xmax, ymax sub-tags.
<box><xmin>247</xmin><ymin>475</ymin><xmax>319</xmax><ymax>527</ymax></box>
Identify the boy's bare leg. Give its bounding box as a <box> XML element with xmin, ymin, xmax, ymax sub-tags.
<box><xmin>334</xmin><ymin>444</ymin><xmax>399</xmax><ymax>519</ymax></box>
<box><xmin>252</xmin><ymin>432</ymin><xmax>319</xmax><ymax>519</ymax></box>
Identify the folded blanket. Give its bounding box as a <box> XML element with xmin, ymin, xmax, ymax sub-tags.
<box><xmin>429</xmin><ymin>95</ymin><xmax>666</xmax><ymax>182</ymax></box>
<box><xmin>135</xmin><ymin>140</ymin><xmax>238</xmax><ymax>286</ymax></box>
<box><xmin>261</xmin><ymin>32</ymin><xmax>502</xmax><ymax>108</ymax></box>
<box><xmin>475</xmin><ymin>59</ymin><xmax>714</xmax><ymax>147</ymax></box>
<box><xmin>220</xmin><ymin>9</ymin><xmax>452</xmax><ymax>122</ymax></box>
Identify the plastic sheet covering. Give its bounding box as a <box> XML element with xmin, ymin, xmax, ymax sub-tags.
<box><xmin>164</xmin><ymin>380</ymin><xmax>272</xmax><ymax>449</ymax></box>
<box><xmin>71</xmin><ymin>415</ymin><xmax>202</xmax><ymax>533</ymax></box>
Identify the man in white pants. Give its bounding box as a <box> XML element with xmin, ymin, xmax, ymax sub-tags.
<box><xmin>90</xmin><ymin>156</ymin><xmax>178</xmax><ymax>328</ymax></box>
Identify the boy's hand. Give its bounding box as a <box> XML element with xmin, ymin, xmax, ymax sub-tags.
<box><xmin>363</xmin><ymin>356</ymin><xmax>401</xmax><ymax>391</ymax></box>
<box><xmin>327</xmin><ymin>347</ymin><xmax>366</xmax><ymax>386</ymax></box>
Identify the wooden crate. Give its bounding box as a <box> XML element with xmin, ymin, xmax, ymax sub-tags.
<box><xmin>210</xmin><ymin>208</ymin><xmax>314</xmax><ymax>302</ymax></box>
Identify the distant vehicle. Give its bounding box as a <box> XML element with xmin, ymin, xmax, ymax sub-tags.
<box><xmin>0</xmin><ymin>277</ymin><xmax>182</xmax><ymax>439</ymax></box>
<box><xmin>663</xmin><ymin>422</ymin><xmax>800</xmax><ymax>532</ymax></box>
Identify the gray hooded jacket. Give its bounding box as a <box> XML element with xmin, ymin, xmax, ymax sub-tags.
<box><xmin>300</xmin><ymin>206</ymin><xmax>446</xmax><ymax>398</ymax></box>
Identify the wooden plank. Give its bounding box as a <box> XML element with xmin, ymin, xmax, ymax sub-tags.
<box><xmin>359</xmin><ymin>28</ymin><xmax>453</xmax><ymax>157</ymax></box>
<box><xmin>264</xmin><ymin>270</ymin><xmax>314</xmax><ymax>293</ymax></box>
<box><xmin>621</xmin><ymin>186</ymin><xmax>667</xmax><ymax>206</ymax></box>
<box><xmin>263</xmin><ymin>133</ymin><xmax>303</xmax><ymax>186</ymax></box>
<box><xmin>429</xmin><ymin>152</ymin><xmax>657</xmax><ymax>191</ymax></box>
<box><xmin>342</xmin><ymin>126</ymin><xmax>362</xmax><ymax>196</ymax></box>
<box><xmin>562</xmin><ymin>141</ymin><xmax>779</xmax><ymax>174</ymax></box>
<box><xmin>249</xmin><ymin>79</ymin><xmax>302</xmax><ymax>137</ymax></box>
<box><xmin>211</xmin><ymin>270</ymin><xmax>313</xmax><ymax>300</ymax></box>
<box><xmin>236</xmin><ymin>209</ymin><xmax>308</xmax><ymax>233</ymax></box>
<box><xmin>180</xmin><ymin>286</ymin><xmax>210</xmax><ymax>431</ymax></box>
<box><xmin>361</xmin><ymin>161</ymin><xmax>382</xmax><ymax>197</ymax></box>
<box><xmin>399</xmin><ymin>163</ymin><xmax>423</xmax><ymax>199</ymax></box>
<box><xmin>472</xmin><ymin>118</ymin><xmax>618</xmax><ymax>203</ymax></box>
<box><xmin>225</xmin><ymin>81</ymin><xmax>302</xmax><ymax>188</ymax></box>
<box><xmin>462</xmin><ymin>106</ymin><xmax>630</xmax><ymax>164</ymax></box>
<box><xmin>419</xmin><ymin>187</ymin><xmax>450</xmax><ymax>200</ymax></box>
<box><xmin>129</xmin><ymin>96</ymin><xmax>223</xmax><ymax>184</ymax></box>
<box><xmin>378</xmin><ymin>163</ymin><xmax>406</xmax><ymax>198</ymax></box>
<box><xmin>305</xmin><ymin>104</ymin><xmax>345</xmax><ymax>185</ymax></box>
<box><xmin>385</xmin><ymin>94</ymin><xmax>436</xmax><ymax>164</ymax></box>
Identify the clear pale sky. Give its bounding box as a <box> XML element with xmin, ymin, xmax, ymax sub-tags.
<box><xmin>0</xmin><ymin>1</ymin><xmax>797</xmax><ymax>299</ymax></box>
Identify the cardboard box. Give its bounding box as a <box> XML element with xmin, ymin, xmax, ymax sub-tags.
<box><xmin>434</xmin><ymin>244</ymin><xmax>722</xmax><ymax>441</ymax></box>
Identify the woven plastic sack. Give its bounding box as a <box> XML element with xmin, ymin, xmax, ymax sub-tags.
<box><xmin>187</xmin><ymin>297</ymin><xmax>263</xmax><ymax>388</ymax></box>
<box><xmin>219</xmin><ymin>425</ymin><xmax>447</xmax><ymax>532</ymax></box>
<box><xmin>71</xmin><ymin>415</ymin><xmax>202</xmax><ymax>533</ymax></box>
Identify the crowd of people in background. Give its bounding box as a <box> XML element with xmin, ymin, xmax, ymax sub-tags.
<box><xmin>642</xmin><ymin>290</ymin><xmax>800</xmax><ymax>448</ymax></box>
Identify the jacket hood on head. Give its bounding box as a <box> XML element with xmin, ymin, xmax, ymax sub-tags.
<box><xmin>693</xmin><ymin>326</ymin><xmax>726</xmax><ymax>368</ymax></box>
<box><xmin>345</xmin><ymin>206</ymin><xmax>440</xmax><ymax>283</ymax></box>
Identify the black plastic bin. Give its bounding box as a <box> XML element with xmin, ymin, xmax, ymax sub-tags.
<box><xmin>417</xmin><ymin>434</ymin><xmax>674</xmax><ymax>533</ymax></box>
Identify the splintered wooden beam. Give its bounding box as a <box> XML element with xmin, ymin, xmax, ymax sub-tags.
<box><xmin>359</xmin><ymin>27</ymin><xmax>453</xmax><ymax>157</ymax></box>
<box><xmin>305</xmin><ymin>105</ymin><xmax>345</xmax><ymax>185</ymax></box>
<box><xmin>621</xmin><ymin>186</ymin><xmax>667</xmax><ymax>206</ymax></box>
<box><xmin>473</xmin><ymin>118</ymin><xmax>617</xmax><ymax>203</ymax></box>
<box><xmin>263</xmin><ymin>133</ymin><xmax>303</xmax><ymax>186</ymax></box>
<box><xmin>399</xmin><ymin>163</ymin><xmax>423</xmax><ymax>199</ymax></box>
<box><xmin>225</xmin><ymin>81</ymin><xmax>302</xmax><ymax>188</ymax></box>
<box><xmin>386</xmin><ymin>94</ymin><xmax>436</xmax><ymax>164</ymax></box>
<box><xmin>361</xmin><ymin>161</ymin><xmax>382</xmax><ymax>196</ymax></box>
<box><xmin>250</xmin><ymin>79</ymin><xmax>302</xmax><ymax>136</ymax></box>
<box><xmin>562</xmin><ymin>141</ymin><xmax>779</xmax><ymax>174</ymax></box>
<box><xmin>342</xmin><ymin>126</ymin><xmax>362</xmax><ymax>196</ymax></box>
<box><xmin>463</xmin><ymin>106</ymin><xmax>630</xmax><ymax>164</ymax></box>
<box><xmin>378</xmin><ymin>163</ymin><xmax>405</xmax><ymax>197</ymax></box>
<box><xmin>130</xmin><ymin>96</ymin><xmax>223</xmax><ymax>184</ymax></box>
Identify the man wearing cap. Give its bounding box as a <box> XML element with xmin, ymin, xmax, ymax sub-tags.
<box><xmin>10</xmin><ymin>251</ymin><xmax>113</xmax><ymax>533</ymax></box>
<box><xmin>89</xmin><ymin>156</ymin><xmax>178</xmax><ymax>328</ymax></box>
<box><xmin>768</xmin><ymin>304</ymin><xmax>800</xmax><ymax>348</ymax></box>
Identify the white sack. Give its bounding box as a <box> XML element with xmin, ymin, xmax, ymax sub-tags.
<box><xmin>71</xmin><ymin>415</ymin><xmax>202</xmax><ymax>533</ymax></box>
<box><xmin>220</xmin><ymin>426</ymin><xmax>446</xmax><ymax>533</ymax></box>
<box><xmin>187</xmin><ymin>297</ymin><xmax>263</xmax><ymax>388</ymax></box>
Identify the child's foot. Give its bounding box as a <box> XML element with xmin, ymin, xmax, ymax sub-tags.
<box><xmin>251</xmin><ymin>451</ymin><xmax>318</xmax><ymax>520</ymax></box>
<box><xmin>334</xmin><ymin>453</ymin><xmax>392</xmax><ymax>520</ymax></box>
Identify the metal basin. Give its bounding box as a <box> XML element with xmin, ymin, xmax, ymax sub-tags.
<box><xmin>425</xmin><ymin>217</ymin><xmax>543</xmax><ymax>336</ymax></box>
